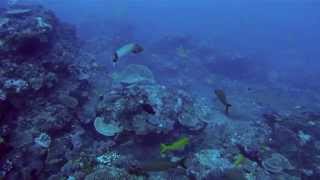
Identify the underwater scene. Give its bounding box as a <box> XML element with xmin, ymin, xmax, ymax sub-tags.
<box><xmin>0</xmin><ymin>0</ymin><xmax>320</xmax><ymax>179</ymax></box>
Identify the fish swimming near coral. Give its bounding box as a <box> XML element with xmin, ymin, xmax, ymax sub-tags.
<box><xmin>160</xmin><ymin>137</ymin><xmax>189</xmax><ymax>154</ymax></box>
<box><xmin>128</xmin><ymin>157</ymin><xmax>187</xmax><ymax>176</ymax></box>
<box><xmin>233</xmin><ymin>154</ymin><xmax>246</xmax><ymax>167</ymax></box>
<box><xmin>112</xmin><ymin>43</ymin><xmax>143</xmax><ymax>64</ymax></box>
<box><xmin>141</xmin><ymin>103</ymin><xmax>156</xmax><ymax>115</ymax></box>
<box><xmin>214</xmin><ymin>89</ymin><xmax>232</xmax><ymax>115</ymax></box>
<box><xmin>236</xmin><ymin>144</ymin><xmax>262</xmax><ymax>167</ymax></box>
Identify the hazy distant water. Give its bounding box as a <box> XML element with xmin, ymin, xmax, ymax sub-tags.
<box><xmin>48</xmin><ymin>2</ymin><xmax>320</xmax><ymax>52</ymax></box>
<box><xmin>16</xmin><ymin>0</ymin><xmax>320</xmax><ymax>89</ymax></box>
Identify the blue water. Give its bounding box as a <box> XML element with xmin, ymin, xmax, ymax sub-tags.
<box><xmin>40</xmin><ymin>0</ymin><xmax>320</xmax><ymax>89</ymax></box>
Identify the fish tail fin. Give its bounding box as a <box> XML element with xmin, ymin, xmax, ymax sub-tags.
<box><xmin>112</xmin><ymin>52</ymin><xmax>118</xmax><ymax>65</ymax></box>
<box><xmin>225</xmin><ymin>103</ymin><xmax>232</xmax><ymax>115</ymax></box>
<box><xmin>132</xmin><ymin>44</ymin><xmax>144</xmax><ymax>53</ymax></box>
<box><xmin>160</xmin><ymin>144</ymin><xmax>167</xmax><ymax>154</ymax></box>
<box><xmin>178</xmin><ymin>157</ymin><xmax>187</xmax><ymax>169</ymax></box>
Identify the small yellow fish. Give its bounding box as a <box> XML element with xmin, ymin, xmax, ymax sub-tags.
<box><xmin>160</xmin><ymin>137</ymin><xmax>189</xmax><ymax>154</ymax></box>
<box><xmin>234</xmin><ymin>154</ymin><xmax>246</xmax><ymax>167</ymax></box>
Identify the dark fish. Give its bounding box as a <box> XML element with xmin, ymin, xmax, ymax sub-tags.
<box><xmin>236</xmin><ymin>144</ymin><xmax>262</xmax><ymax>167</ymax></box>
<box><xmin>128</xmin><ymin>158</ymin><xmax>187</xmax><ymax>176</ymax></box>
<box><xmin>141</xmin><ymin>103</ymin><xmax>156</xmax><ymax>115</ymax></box>
<box><xmin>214</xmin><ymin>89</ymin><xmax>232</xmax><ymax>115</ymax></box>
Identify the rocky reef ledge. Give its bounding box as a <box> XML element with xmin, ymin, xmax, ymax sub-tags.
<box><xmin>0</xmin><ymin>5</ymin><xmax>89</xmax><ymax>179</ymax></box>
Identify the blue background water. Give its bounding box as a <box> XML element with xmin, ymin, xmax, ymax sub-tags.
<box><xmin>3</xmin><ymin>0</ymin><xmax>319</xmax><ymax>91</ymax></box>
<box><xmin>35</xmin><ymin>0</ymin><xmax>320</xmax><ymax>89</ymax></box>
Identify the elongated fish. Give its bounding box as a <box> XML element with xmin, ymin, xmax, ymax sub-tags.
<box><xmin>214</xmin><ymin>89</ymin><xmax>232</xmax><ymax>115</ymax></box>
<box><xmin>112</xmin><ymin>43</ymin><xmax>143</xmax><ymax>64</ymax></box>
<box><xmin>160</xmin><ymin>137</ymin><xmax>189</xmax><ymax>154</ymax></box>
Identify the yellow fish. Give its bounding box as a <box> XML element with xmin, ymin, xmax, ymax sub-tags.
<box><xmin>234</xmin><ymin>154</ymin><xmax>246</xmax><ymax>167</ymax></box>
<box><xmin>160</xmin><ymin>137</ymin><xmax>189</xmax><ymax>154</ymax></box>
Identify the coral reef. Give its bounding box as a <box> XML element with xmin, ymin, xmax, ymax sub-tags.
<box><xmin>188</xmin><ymin>149</ymin><xmax>234</xmax><ymax>179</ymax></box>
<box><xmin>110</xmin><ymin>64</ymin><xmax>155</xmax><ymax>85</ymax></box>
<box><xmin>84</xmin><ymin>168</ymin><xmax>135</xmax><ymax>180</ymax></box>
<box><xmin>0</xmin><ymin>8</ymin><xmax>211</xmax><ymax>178</ymax></box>
<box><xmin>263</xmin><ymin>111</ymin><xmax>320</xmax><ymax>178</ymax></box>
<box><xmin>34</xmin><ymin>133</ymin><xmax>51</xmax><ymax>148</ymax></box>
<box><xmin>262</xmin><ymin>153</ymin><xmax>294</xmax><ymax>174</ymax></box>
<box><xmin>95</xmin><ymin>64</ymin><xmax>207</xmax><ymax>137</ymax></box>
<box><xmin>94</xmin><ymin>117</ymin><xmax>123</xmax><ymax>137</ymax></box>
<box><xmin>0</xmin><ymin>4</ymin><xmax>318</xmax><ymax>180</ymax></box>
<box><xmin>0</xmin><ymin>5</ymin><xmax>87</xmax><ymax>179</ymax></box>
<box><xmin>0</xmin><ymin>6</ymin><xmax>56</xmax><ymax>56</ymax></box>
